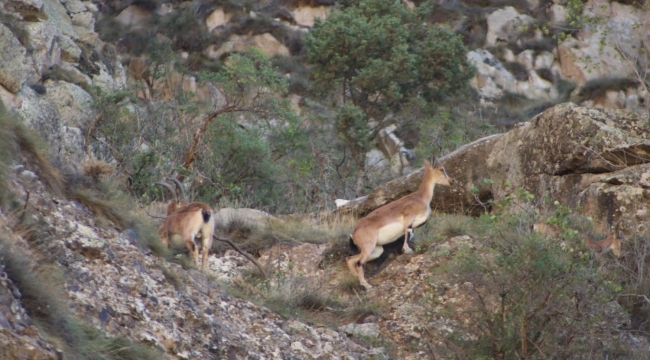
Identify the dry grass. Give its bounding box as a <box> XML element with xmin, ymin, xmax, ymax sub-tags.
<box><xmin>219</xmin><ymin>212</ymin><xmax>354</xmax><ymax>257</ymax></box>
<box><xmin>63</xmin><ymin>174</ymin><xmax>168</xmax><ymax>257</ymax></box>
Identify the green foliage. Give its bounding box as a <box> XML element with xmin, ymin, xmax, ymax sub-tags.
<box><xmin>306</xmin><ymin>0</ymin><xmax>474</xmax><ymax>109</ymax></box>
<box><xmin>198</xmin><ymin>49</ymin><xmax>288</xmax><ymax>101</ymax></box>
<box><xmin>412</xmin><ymin>102</ymin><xmax>494</xmax><ymax>159</ymax></box>
<box><xmin>305</xmin><ymin>0</ymin><xmax>475</xmax><ymax>152</ymax></box>
<box><xmin>87</xmin><ymin>49</ymin><xmax>322</xmax><ymax>212</ymax></box>
<box><xmin>335</xmin><ymin>104</ymin><xmax>371</xmax><ymax>160</ymax></box>
<box><xmin>436</xmin><ymin>202</ymin><xmax>622</xmax><ymax>359</ymax></box>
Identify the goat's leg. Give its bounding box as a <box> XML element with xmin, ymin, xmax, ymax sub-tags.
<box><xmin>346</xmin><ymin>253</ymin><xmax>360</xmax><ymax>277</ymax></box>
<box><xmin>200</xmin><ymin>229</ymin><xmax>213</xmax><ymax>272</ymax></box>
<box><xmin>401</xmin><ymin>216</ymin><xmax>416</xmax><ymax>254</ymax></box>
<box><xmin>355</xmin><ymin>244</ymin><xmax>384</xmax><ymax>290</ymax></box>
<box><xmin>184</xmin><ymin>230</ymin><xmax>200</xmax><ymax>268</ymax></box>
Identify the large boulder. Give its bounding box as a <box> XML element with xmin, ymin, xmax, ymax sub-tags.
<box><xmin>468</xmin><ymin>49</ymin><xmax>557</xmax><ymax>102</ymax></box>
<box><xmin>485</xmin><ymin>7</ymin><xmax>534</xmax><ymax>47</ymax></box>
<box><xmin>44</xmin><ymin>81</ymin><xmax>92</xmax><ymax>128</ymax></box>
<box><xmin>16</xmin><ymin>87</ymin><xmax>87</xmax><ymax>167</ymax></box>
<box><xmin>333</xmin><ymin>134</ymin><xmax>503</xmax><ymax>218</ymax></box>
<box><xmin>557</xmin><ymin>0</ymin><xmax>650</xmax><ymax>86</ymax></box>
<box><xmin>0</xmin><ymin>24</ymin><xmax>37</xmax><ymax>92</ymax></box>
<box><xmin>487</xmin><ymin>103</ymin><xmax>650</xmax><ymax>232</ymax></box>
<box><xmin>206</xmin><ymin>8</ymin><xmax>231</xmax><ymax>32</ymax></box>
<box><xmin>333</xmin><ymin>103</ymin><xmax>650</xmax><ymax>233</ymax></box>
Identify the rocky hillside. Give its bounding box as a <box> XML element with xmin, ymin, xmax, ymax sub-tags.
<box><xmin>0</xmin><ymin>167</ymin><xmax>381</xmax><ymax>358</ymax></box>
<box><xmin>2</xmin><ymin>0</ymin><xmax>650</xmax><ymax>359</ymax></box>
<box><xmin>2</xmin><ymin>102</ymin><xmax>650</xmax><ymax>358</ymax></box>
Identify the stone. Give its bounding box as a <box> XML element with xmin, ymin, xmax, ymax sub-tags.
<box><xmin>291</xmin><ymin>6</ymin><xmax>331</xmax><ymax>27</ymax></box>
<box><xmin>0</xmin><ymin>84</ymin><xmax>23</xmax><ymax>110</ymax></box>
<box><xmin>115</xmin><ymin>5</ymin><xmax>151</xmax><ymax>29</ymax></box>
<box><xmin>548</xmin><ymin>4</ymin><xmax>568</xmax><ymax>25</ymax></box>
<box><xmin>332</xmin><ymin>103</ymin><xmax>650</xmax><ymax>232</ymax></box>
<box><xmin>534</xmin><ymin>51</ymin><xmax>554</xmax><ymax>70</ymax></box>
<box><xmin>516</xmin><ymin>50</ymin><xmax>534</xmax><ymax>70</ymax></box>
<box><xmin>71</xmin><ymin>11</ymin><xmax>94</xmax><ymax>29</ymax></box>
<box><xmin>2</xmin><ymin>0</ymin><xmax>45</xmax><ymax>19</ymax></box>
<box><xmin>0</xmin><ymin>24</ymin><xmax>36</xmax><ymax>92</ymax></box>
<box><xmin>467</xmin><ymin>49</ymin><xmax>516</xmax><ymax>100</ymax></box>
<box><xmin>44</xmin><ymin>81</ymin><xmax>92</xmax><ymax>128</ymax></box>
<box><xmin>486</xmin><ymin>7</ymin><xmax>534</xmax><ymax>47</ymax></box>
<box><xmin>340</xmin><ymin>323</ymin><xmax>381</xmax><ymax>338</ymax></box>
<box><xmin>206</xmin><ymin>8</ymin><xmax>230</xmax><ymax>32</ymax></box>
<box><xmin>61</xmin><ymin>0</ymin><xmax>86</xmax><ymax>14</ymax></box>
<box><xmin>57</xmin><ymin>35</ymin><xmax>82</xmax><ymax>62</ymax></box>
<box><xmin>556</xmin><ymin>1</ymin><xmax>650</xmax><ymax>86</ymax></box>
<box><xmin>213</xmin><ymin>208</ymin><xmax>275</xmax><ymax>230</ymax></box>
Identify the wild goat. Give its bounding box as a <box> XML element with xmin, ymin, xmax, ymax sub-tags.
<box><xmin>532</xmin><ymin>221</ymin><xmax>622</xmax><ymax>259</ymax></box>
<box><xmin>531</xmin><ymin>221</ymin><xmax>561</xmax><ymax>237</ymax></box>
<box><xmin>347</xmin><ymin>159</ymin><xmax>454</xmax><ymax>289</ymax></box>
<box><xmin>584</xmin><ymin>233</ymin><xmax>622</xmax><ymax>259</ymax></box>
<box><xmin>156</xmin><ymin>178</ymin><xmax>215</xmax><ymax>271</ymax></box>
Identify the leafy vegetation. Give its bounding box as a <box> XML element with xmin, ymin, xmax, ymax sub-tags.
<box><xmin>306</xmin><ymin>0</ymin><xmax>475</xmax><ymax>193</ymax></box>
<box><xmin>423</xmin><ymin>191</ymin><xmax>636</xmax><ymax>359</ymax></box>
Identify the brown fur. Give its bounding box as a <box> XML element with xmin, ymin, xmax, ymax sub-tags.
<box><xmin>585</xmin><ymin>233</ymin><xmax>622</xmax><ymax>259</ymax></box>
<box><xmin>532</xmin><ymin>222</ymin><xmax>561</xmax><ymax>237</ymax></box>
<box><xmin>532</xmin><ymin>221</ymin><xmax>622</xmax><ymax>259</ymax></box>
<box><xmin>157</xmin><ymin>180</ymin><xmax>215</xmax><ymax>271</ymax></box>
<box><xmin>346</xmin><ymin>159</ymin><xmax>454</xmax><ymax>289</ymax></box>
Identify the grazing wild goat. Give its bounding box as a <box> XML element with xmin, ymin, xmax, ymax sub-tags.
<box><xmin>156</xmin><ymin>178</ymin><xmax>215</xmax><ymax>271</ymax></box>
<box><xmin>347</xmin><ymin>158</ymin><xmax>454</xmax><ymax>289</ymax></box>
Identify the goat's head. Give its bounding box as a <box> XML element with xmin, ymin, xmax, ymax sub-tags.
<box><xmin>423</xmin><ymin>157</ymin><xmax>454</xmax><ymax>187</ymax></box>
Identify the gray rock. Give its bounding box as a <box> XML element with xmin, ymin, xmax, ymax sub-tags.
<box><xmin>340</xmin><ymin>323</ymin><xmax>381</xmax><ymax>338</ymax></box>
<box><xmin>44</xmin><ymin>80</ymin><xmax>92</xmax><ymax>128</ymax></box>
<box><xmin>0</xmin><ymin>24</ymin><xmax>36</xmax><ymax>92</ymax></box>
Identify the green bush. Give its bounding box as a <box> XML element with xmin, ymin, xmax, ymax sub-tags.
<box><xmin>434</xmin><ymin>193</ymin><xmax>626</xmax><ymax>359</ymax></box>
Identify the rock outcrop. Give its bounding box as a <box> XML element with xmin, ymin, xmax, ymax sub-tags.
<box><xmin>334</xmin><ymin>103</ymin><xmax>650</xmax><ymax>233</ymax></box>
<box><xmin>0</xmin><ymin>0</ymin><xmax>126</xmax><ymax>168</ymax></box>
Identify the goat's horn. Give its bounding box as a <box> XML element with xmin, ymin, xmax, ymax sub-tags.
<box><xmin>155</xmin><ymin>181</ymin><xmax>178</xmax><ymax>203</ymax></box>
<box><xmin>166</xmin><ymin>177</ymin><xmax>188</xmax><ymax>202</ymax></box>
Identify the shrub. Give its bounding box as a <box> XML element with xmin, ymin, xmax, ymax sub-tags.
<box><xmin>434</xmin><ymin>192</ymin><xmax>627</xmax><ymax>359</ymax></box>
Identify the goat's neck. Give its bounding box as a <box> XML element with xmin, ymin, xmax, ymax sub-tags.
<box><xmin>415</xmin><ymin>170</ymin><xmax>436</xmax><ymax>204</ymax></box>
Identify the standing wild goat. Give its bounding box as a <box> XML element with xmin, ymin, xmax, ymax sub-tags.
<box><xmin>585</xmin><ymin>233</ymin><xmax>622</xmax><ymax>259</ymax></box>
<box><xmin>347</xmin><ymin>159</ymin><xmax>454</xmax><ymax>289</ymax></box>
<box><xmin>531</xmin><ymin>221</ymin><xmax>622</xmax><ymax>259</ymax></box>
<box><xmin>156</xmin><ymin>178</ymin><xmax>215</xmax><ymax>271</ymax></box>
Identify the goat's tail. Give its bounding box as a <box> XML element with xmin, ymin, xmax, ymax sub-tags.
<box><xmin>349</xmin><ymin>235</ymin><xmax>357</xmax><ymax>251</ymax></box>
<box><xmin>202</xmin><ymin>209</ymin><xmax>211</xmax><ymax>223</ymax></box>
